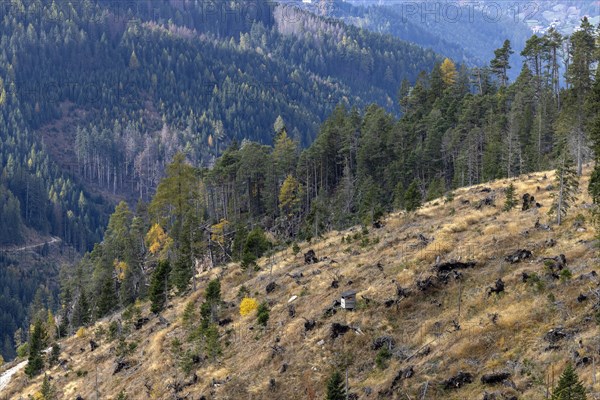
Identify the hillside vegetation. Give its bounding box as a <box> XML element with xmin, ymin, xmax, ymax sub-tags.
<box><xmin>3</xmin><ymin>167</ymin><xmax>599</xmax><ymax>399</ymax></box>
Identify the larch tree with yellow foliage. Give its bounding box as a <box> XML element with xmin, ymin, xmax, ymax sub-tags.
<box><xmin>440</xmin><ymin>58</ymin><xmax>457</xmax><ymax>86</ymax></box>
<box><xmin>279</xmin><ymin>174</ymin><xmax>304</xmax><ymax>236</ymax></box>
<box><xmin>146</xmin><ymin>223</ymin><xmax>173</xmax><ymax>260</ymax></box>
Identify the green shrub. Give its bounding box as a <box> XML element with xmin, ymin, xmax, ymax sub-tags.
<box><xmin>375</xmin><ymin>347</ymin><xmax>392</xmax><ymax>369</ymax></box>
<box><xmin>257</xmin><ymin>302</ymin><xmax>270</xmax><ymax>327</ymax></box>
<box><xmin>108</xmin><ymin>321</ymin><xmax>119</xmax><ymax>341</ymax></box>
<box><xmin>76</xmin><ymin>369</ymin><xmax>88</xmax><ymax>377</ymax></box>
<box><xmin>559</xmin><ymin>268</ymin><xmax>572</xmax><ymax>282</ymax></box>
<box><xmin>526</xmin><ymin>273</ymin><xmax>545</xmax><ymax>292</ymax></box>
<box><xmin>325</xmin><ymin>370</ymin><xmax>345</xmax><ymax>400</ymax></box>
<box><xmin>16</xmin><ymin>343</ymin><xmax>29</xmax><ymax>358</ymax></box>
<box><xmin>292</xmin><ymin>242</ymin><xmax>300</xmax><ymax>255</ymax></box>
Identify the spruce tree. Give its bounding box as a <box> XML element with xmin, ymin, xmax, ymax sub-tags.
<box><xmin>549</xmin><ymin>142</ymin><xmax>579</xmax><ymax>225</ymax></box>
<box><xmin>326</xmin><ymin>370</ymin><xmax>345</xmax><ymax>400</ymax></box>
<box><xmin>39</xmin><ymin>373</ymin><xmax>58</xmax><ymax>400</ymax></box>
<box><xmin>503</xmin><ymin>183</ymin><xmax>517</xmax><ymax>211</ymax></box>
<box><xmin>25</xmin><ymin>319</ymin><xmax>45</xmax><ymax>377</ymax></box>
<box><xmin>404</xmin><ymin>180</ymin><xmax>421</xmax><ymax>212</ymax></box>
<box><xmin>256</xmin><ymin>302</ymin><xmax>270</xmax><ymax>327</ymax></box>
<box><xmin>205</xmin><ymin>279</ymin><xmax>221</xmax><ymax>323</ymax></box>
<box><xmin>149</xmin><ymin>260</ymin><xmax>171</xmax><ymax>314</ymax></box>
<box><xmin>551</xmin><ymin>363</ymin><xmax>587</xmax><ymax>400</ymax></box>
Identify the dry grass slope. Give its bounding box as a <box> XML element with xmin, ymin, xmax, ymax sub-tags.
<box><xmin>3</xmin><ymin>168</ymin><xmax>600</xmax><ymax>400</ymax></box>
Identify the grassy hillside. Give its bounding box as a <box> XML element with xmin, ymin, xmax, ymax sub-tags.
<box><xmin>3</xmin><ymin>167</ymin><xmax>600</xmax><ymax>399</ymax></box>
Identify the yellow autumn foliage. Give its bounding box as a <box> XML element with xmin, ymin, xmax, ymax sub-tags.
<box><xmin>211</xmin><ymin>219</ymin><xmax>230</xmax><ymax>245</ymax></box>
<box><xmin>75</xmin><ymin>327</ymin><xmax>86</xmax><ymax>338</ymax></box>
<box><xmin>146</xmin><ymin>223</ymin><xmax>172</xmax><ymax>259</ymax></box>
<box><xmin>440</xmin><ymin>58</ymin><xmax>457</xmax><ymax>85</ymax></box>
<box><xmin>279</xmin><ymin>175</ymin><xmax>302</xmax><ymax>216</ymax></box>
<box><xmin>114</xmin><ymin>260</ymin><xmax>128</xmax><ymax>281</ymax></box>
<box><xmin>239</xmin><ymin>297</ymin><xmax>258</xmax><ymax>316</ymax></box>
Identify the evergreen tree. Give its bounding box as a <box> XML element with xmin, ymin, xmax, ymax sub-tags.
<box><xmin>39</xmin><ymin>373</ymin><xmax>58</xmax><ymax>400</ymax></box>
<box><xmin>490</xmin><ymin>40</ymin><xmax>514</xmax><ymax>87</ymax></box>
<box><xmin>256</xmin><ymin>302</ymin><xmax>270</xmax><ymax>327</ymax></box>
<box><xmin>587</xmin><ymin>68</ymin><xmax>600</xmax><ymax>204</ymax></box>
<box><xmin>403</xmin><ymin>180</ymin><xmax>421</xmax><ymax>212</ymax></box>
<box><xmin>204</xmin><ymin>324</ymin><xmax>222</xmax><ymax>361</ymax></box>
<box><xmin>48</xmin><ymin>343</ymin><xmax>60</xmax><ymax>367</ymax></box>
<box><xmin>566</xmin><ymin>17</ymin><xmax>597</xmax><ymax>175</ymax></box>
<box><xmin>326</xmin><ymin>370</ymin><xmax>345</xmax><ymax>400</ymax></box>
<box><xmin>150</xmin><ymin>153</ymin><xmax>199</xmax><ymax>293</ymax></box>
<box><xmin>241</xmin><ymin>227</ymin><xmax>270</xmax><ymax>270</ymax></box>
<box><xmin>551</xmin><ymin>363</ymin><xmax>587</xmax><ymax>400</ymax></box>
<box><xmin>25</xmin><ymin>319</ymin><xmax>45</xmax><ymax>377</ymax></box>
<box><xmin>503</xmin><ymin>183</ymin><xmax>517</xmax><ymax>211</ymax></box>
<box><xmin>149</xmin><ymin>260</ymin><xmax>171</xmax><ymax>314</ymax></box>
<box><xmin>73</xmin><ymin>288</ymin><xmax>90</xmax><ymax>328</ymax></box>
<box><xmin>549</xmin><ymin>141</ymin><xmax>579</xmax><ymax>225</ymax></box>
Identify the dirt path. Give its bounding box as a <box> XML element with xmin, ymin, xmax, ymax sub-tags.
<box><xmin>0</xmin><ymin>360</ymin><xmax>27</xmax><ymax>393</ymax></box>
<box><xmin>0</xmin><ymin>347</ymin><xmax>51</xmax><ymax>394</ymax></box>
<box><xmin>1</xmin><ymin>236</ymin><xmax>61</xmax><ymax>253</ymax></box>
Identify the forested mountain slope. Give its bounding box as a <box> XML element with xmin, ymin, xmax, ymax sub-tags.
<box><xmin>0</xmin><ymin>0</ymin><xmax>441</xmax><ymax>363</ymax></box>
<box><xmin>1</xmin><ymin>11</ymin><xmax>599</xmax><ymax>365</ymax></box>
<box><xmin>315</xmin><ymin>0</ymin><xmax>598</xmax><ymax>81</ymax></box>
<box><xmin>3</xmin><ymin>167</ymin><xmax>600</xmax><ymax>399</ymax></box>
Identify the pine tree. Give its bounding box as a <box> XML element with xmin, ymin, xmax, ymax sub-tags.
<box><xmin>587</xmin><ymin>68</ymin><xmax>600</xmax><ymax>204</ymax></box>
<box><xmin>25</xmin><ymin>319</ymin><xmax>45</xmax><ymax>377</ymax></box>
<box><xmin>326</xmin><ymin>370</ymin><xmax>345</xmax><ymax>400</ymax></box>
<box><xmin>503</xmin><ymin>183</ymin><xmax>517</xmax><ymax>211</ymax></box>
<box><xmin>551</xmin><ymin>363</ymin><xmax>587</xmax><ymax>400</ymax></box>
<box><xmin>566</xmin><ymin>17</ymin><xmax>596</xmax><ymax>176</ymax></box>
<box><xmin>149</xmin><ymin>260</ymin><xmax>171</xmax><ymax>314</ymax></box>
<box><xmin>490</xmin><ymin>40</ymin><xmax>514</xmax><ymax>87</ymax></box>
